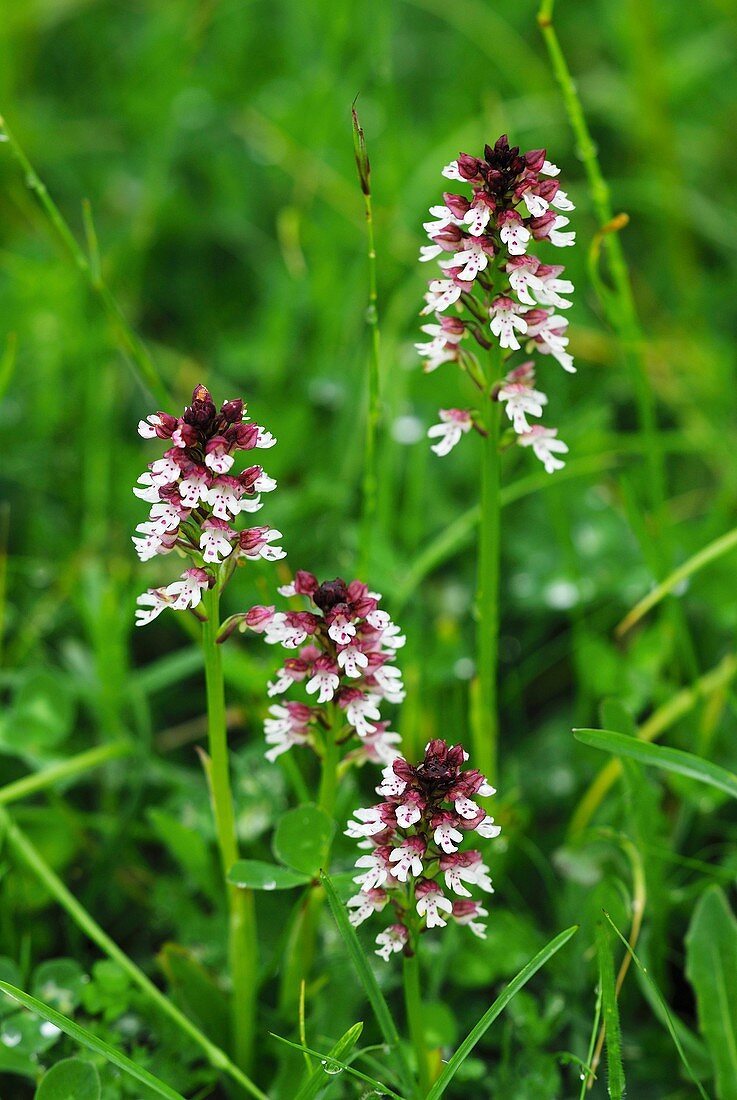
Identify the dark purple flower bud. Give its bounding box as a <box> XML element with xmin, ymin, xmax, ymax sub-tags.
<box><xmin>238</xmin><ymin>465</ymin><xmax>263</xmax><ymax>492</ymax></box>
<box><xmin>238</xmin><ymin>526</ymin><xmax>270</xmax><ymax>552</ymax></box>
<box><xmin>173</xmin><ymin>421</ymin><xmax>199</xmax><ymax>448</ymax></box>
<box><xmin>294</xmin><ymin>570</ymin><xmax>318</xmax><ymax>596</ymax></box>
<box><xmin>183</xmin><ymin>384</ymin><xmax>216</xmax><ymax>428</ymax></box>
<box><xmin>233</xmin><ymin>423</ymin><xmax>260</xmax><ymax>449</ymax></box>
<box><xmin>314</xmin><ymin>578</ymin><xmax>350</xmax><ymax>613</ymax></box>
<box><xmin>154</xmin><ymin>413</ymin><xmax>179</xmax><ymax>439</ymax></box>
<box><xmin>442</xmin><ymin>192</ymin><xmax>470</xmax><ymax>219</ymax></box>
<box><xmin>431</xmin><ymin>224</ymin><xmax>464</xmax><ymax>251</ymax></box>
<box><xmin>220</xmin><ymin>398</ymin><xmax>244</xmax><ymax>423</ymax></box>
<box><xmin>525</xmin><ymin>147</ymin><xmax>546</xmax><ymax>172</ymax></box>
<box><xmin>285</xmin><ymin>611</ymin><xmax>320</xmax><ymax>635</ymax></box>
<box><xmin>528</xmin><ymin>211</ymin><xmax>557</xmax><ymax>239</ymax></box>
<box><xmin>536</xmin><ymin>178</ymin><xmax>559</xmax><ymax>202</ymax></box>
<box><xmin>457</xmin><ymin>152</ymin><xmax>483</xmax><ymax>180</ymax></box>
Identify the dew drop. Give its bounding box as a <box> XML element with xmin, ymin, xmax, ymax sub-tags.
<box><xmin>321</xmin><ymin>1059</ymin><xmax>343</xmax><ymax>1076</ymax></box>
<box><xmin>1</xmin><ymin>1027</ymin><xmax>22</xmax><ymax>1047</ymax></box>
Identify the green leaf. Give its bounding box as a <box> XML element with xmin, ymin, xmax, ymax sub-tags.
<box><xmin>686</xmin><ymin>886</ymin><xmax>737</xmax><ymax>1099</ymax></box>
<box><xmin>32</xmin><ymin>959</ymin><xmax>86</xmax><ymax>1015</ymax></box>
<box><xmin>603</xmin><ymin>912</ymin><xmax>710</xmax><ymax>1099</ymax></box>
<box><xmin>148</xmin><ymin>808</ymin><xmax>219</xmax><ymax>900</ymax></box>
<box><xmin>228</xmin><ymin>859</ymin><xmax>311</xmax><ymax>890</ymax></box>
<box><xmin>157</xmin><ymin>944</ymin><xmax>229</xmax><ymax>1045</ymax></box>
<box><xmin>320</xmin><ymin>871</ymin><xmax>413</xmax><ymax>1090</ymax></box>
<box><xmin>1</xmin><ymin>671</ymin><xmax>75</xmax><ymax>760</ymax></box>
<box><xmin>426</xmin><ymin>925</ymin><xmax>578</xmax><ymax>1099</ymax></box>
<box><xmin>35</xmin><ymin>1057</ymin><xmax>101</xmax><ymax>1100</ymax></box>
<box><xmin>0</xmin><ymin>956</ymin><xmax>24</xmax><ymax>1018</ymax></box>
<box><xmin>293</xmin><ymin>1021</ymin><xmax>364</xmax><ymax>1100</ymax></box>
<box><xmin>574</xmin><ymin>728</ymin><xmax>737</xmax><ymax>801</ymax></box>
<box><xmin>596</xmin><ymin>921</ymin><xmax>625</xmax><ymax>1099</ymax></box>
<box><xmin>273</xmin><ymin>804</ymin><xmax>335</xmax><ymax>875</ymax></box>
<box><xmin>0</xmin><ymin>980</ymin><xmax>186</xmax><ymax>1100</ymax></box>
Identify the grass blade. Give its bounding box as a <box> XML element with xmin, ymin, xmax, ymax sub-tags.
<box><xmin>686</xmin><ymin>886</ymin><xmax>737</xmax><ymax>1100</ymax></box>
<box><xmin>604</xmin><ymin>912</ymin><xmax>710</xmax><ymax>1099</ymax></box>
<box><xmin>596</xmin><ymin>921</ymin><xmax>626</xmax><ymax>1099</ymax></box>
<box><xmin>578</xmin><ymin>981</ymin><xmax>602</xmax><ymax>1098</ymax></box>
<box><xmin>0</xmin><ymin>741</ymin><xmax>133</xmax><ymax>807</ymax></box>
<box><xmin>0</xmin><ymin>980</ymin><xmax>185</xmax><ymax>1100</ymax></box>
<box><xmin>396</xmin><ymin>454</ymin><xmax>620</xmax><ymax>608</ymax></box>
<box><xmin>616</xmin><ymin>526</ymin><xmax>737</xmax><ymax>637</ymax></box>
<box><xmin>574</xmin><ymin>728</ymin><xmax>737</xmax><ymax>800</ymax></box>
<box><xmin>320</xmin><ymin>871</ymin><xmax>413</xmax><ymax>1089</ymax></box>
<box><xmin>272</xmin><ymin>1030</ymin><xmax>404</xmax><ymax>1099</ymax></box>
<box><xmin>426</xmin><ymin>925</ymin><xmax>578</xmax><ymax>1099</ymax></box>
<box><xmin>293</xmin><ymin>1021</ymin><xmax>364</xmax><ymax>1100</ymax></box>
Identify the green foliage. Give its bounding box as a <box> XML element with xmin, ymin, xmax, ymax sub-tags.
<box><xmin>604</xmin><ymin>912</ymin><xmax>710</xmax><ymax>1099</ymax></box>
<box><xmin>2</xmin><ymin>0</ymin><xmax>737</xmax><ymax>1095</ymax></box>
<box><xmin>273</xmin><ymin>804</ymin><xmax>336</xmax><ymax>875</ymax></box>
<box><xmin>0</xmin><ymin>981</ymin><xmax>186</xmax><ymax>1100</ymax></box>
<box><xmin>575</xmin><ymin>728</ymin><xmax>737</xmax><ymax>800</ymax></box>
<box><xmin>35</xmin><ymin>1058</ymin><xmax>101</xmax><ymax>1100</ymax></box>
<box><xmin>596</xmin><ymin>922</ymin><xmax>625</xmax><ymax>1099</ymax></box>
<box><xmin>686</xmin><ymin>887</ymin><xmax>737</xmax><ymax>1100</ymax></box>
<box><xmin>426</xmin><ymin>925</ymin><xmax>578</xmax><ymax>1098</ymax></box>
<box><xmin>228</xmin><ymin>859</ymin><xmax>310</xmax><ymax>890</ymax></box>
<box><xmin>320</xmin><ymin>870</ymin><xmax>412</xmax><ymax>1090</ymax></box>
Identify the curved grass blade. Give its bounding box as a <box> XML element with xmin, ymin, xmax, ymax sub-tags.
<box><xmin>596</xmin><ymin>921</ymin><xmax>625</xmax><ymax>1099</ymax></box>
<box><xmin>577</xmin><ymin>978</ymin><xmax>602</xmax><ymax>1099</ymax></box>
<box><xmin>0</xmin><ymin>980</ymin><xmax>185</xmax><ymax>1100</ymax></box>
<box><xmin>293</xmin><ymin>1021</ymin><xmax>363</xmax><ymax>1100</ymax></box>
<box><xmin>616</xmin><ymin>526</ymin><xmax>737</xmax><ymax>637</ymax></box>
<box><xmin>271</xmin><ymin>1031</ymin><xmax>404</xmax><ymax>1099</ymax></box>
<box><xmin>574</xmin><ymin>728</ymin><xmax>737</xmax><ymax>800</ymax></box>
<box><xmin>426</xmin><ymin>925</ymin><xmax>578</xmax><ymax>1099</ymax></box>
<box><xmin>320</xmin><ymin>871</ymin><xmax>413</xmax><ymax>1089</ymax></box>
<box><xmin>396</xmin><ymin>454</ymin><xmax>620</xmax><ymax>609</ymax></box>
<box><xmin>604</xmin><ymin>912</ymin><xmax>710</xmax><ymax>1099</ymax></box>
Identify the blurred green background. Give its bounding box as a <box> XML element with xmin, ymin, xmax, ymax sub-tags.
<box><xmin>2</xmin><ymin>0</ymin><xmax>737</xmax><ymax>1096</ymax></box>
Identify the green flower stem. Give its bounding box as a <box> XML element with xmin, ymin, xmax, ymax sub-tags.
<box><xmin>403</xmin><ymin>946</ymin><xmax>431</xmax><ymax>1097</ymax></box>
<box><xmin>358</xmin><ymin>157</ymin><xmax>382</xmax><ymax>576</ymax></box>
<box><xmin>201</xmin><ymin>586</ymin><xmax>257</xmax><ymax>1073</ymax></box>
<box><xmin>278</xmin><ymin>704</ymin><xmax>344</xmax><ymax>1010</ymax></box>
<box><xmin>0</xmin><ymin>112</ymin><xmax>170</xmax><ymax>407</ymax></box>
<box><xmin>317</xmin><ymin>703</ymin><xmax>343</xmax><ymax>816</ymax></box>
<box><xmin>0</xmin><ymin>808</ymin><xmax>267</xmax><ymax>1100</ymax></box>
<box><xmin>0</xmin><ymin>741</ymin><xmax>132</xmax><ymax>807</ymax></box>
<box><xmin>472</xmin><ymin>347</ymin><xmax>503</xmax><ymax>784</ymax></box>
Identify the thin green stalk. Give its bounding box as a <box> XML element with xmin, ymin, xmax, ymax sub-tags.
<box><xmin>201</xmin><ymin>587</ymin><xmax>257</xmax><ymax>1073</ymax></box>
<box><xmin>472</xmin><ymin>348</ymin><xmax>503</xmax><ymax>783</ymax></box>
<box><xmin>279</xmin><ymin>704</ymin><xmax>344</xmax><ymax>1010</ymax></box>
<box><xmin>403</xmin><ymin>947</ymin><xmax>431</xmax><ymax>1096</ymax></box>
<box><xmin>536</xmin><ymin>2</ymin><xmax>666</xmax><ymax>528</ymax></box>
<box><xmin>0</xmin><ymin>113</ymin><xmax>170</xmax><ymax>407</ymax></box>
<box><xmin>353</xmin><ymin>105</ymin><xmax>382</xmax><ymax>575</ymax></box>
<box><xmin>317</xmin><ymin>703</ymin><xmax>343</xmax><ymax>816</ymax></box>
<box><xmin>0</xmin><ymin>741</ymin><xmax>132</xmax><ymax>806</ymax></box>
<box><xmin>0</xmin><ymin>809</ymin><xmax>267</xmax><ymax>1100</ymax></box>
